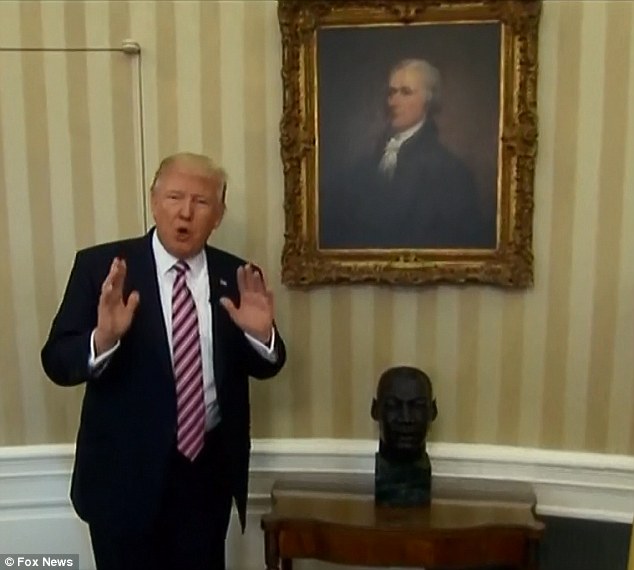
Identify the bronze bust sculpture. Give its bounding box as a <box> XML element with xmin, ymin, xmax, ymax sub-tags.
<box><xmin>371</xmin><ymin>366</ymin><xmax>437</xmax><ymax>506</ymax></box>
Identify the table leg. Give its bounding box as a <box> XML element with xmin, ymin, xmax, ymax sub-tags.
<box><xmin>264</xmin><ymin>529</ymin><xmax>280</xmax><ymax>570</ymax></box>
<box><xmin>525</xmin><ymin>536</ymin><xmax>541</xmax><ymax>570</ymax></box>
<box><xmin>281</xmin><ymin>560</ymin><xmax>293</xmax><ymax>570</ymax></box>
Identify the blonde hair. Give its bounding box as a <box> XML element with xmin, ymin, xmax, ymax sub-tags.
<box><xmin>150</xmin><ymin>152</ymin><xmax>227</xmax><ymax>202</ymax></box>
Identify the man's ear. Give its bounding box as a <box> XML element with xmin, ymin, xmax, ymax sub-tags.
<box><xmin>431</xmin><ymin>399</ymin><xmax>438</xmax><ymax>421</ymax></box>
<box><xmin>371</xmin><ymin>398</ymin><xmax>379</xmax><ymax>421</ymax></box>
<box><xmin>213</xmin><ymin>183</ymin><xmax>227</xmax><ymax>229</ymax></box>
<box><xmin>149</xmin><ymin>188</ymin><xmax>158</xmax><ymax>217</ymax></box>
<box><xmin>214</xmin><ymin>206</ymin><xmax>226</xmax><ymax>229</ymax></box>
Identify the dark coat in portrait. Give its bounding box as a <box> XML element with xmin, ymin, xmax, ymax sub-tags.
<box><xmin>320</xmin><ymin>119</ymin><xmax>496</xmax><ymax>250</ymax></box>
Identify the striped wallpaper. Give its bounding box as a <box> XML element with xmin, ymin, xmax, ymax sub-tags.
<box><xmin>0</xmin><ymin>1</ymin><xmax>633</xmax><ymax>455</ymax></box>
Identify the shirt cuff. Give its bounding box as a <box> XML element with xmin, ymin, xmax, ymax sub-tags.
<box><xmin>88</xmin><ymin>329</ymin><xmax>120</xmax><ymax>375</ymax></box>
<box><xmin>244</xmin><ymin>328</ymin><xmax>277</xmax><ymax>362</ymax></box>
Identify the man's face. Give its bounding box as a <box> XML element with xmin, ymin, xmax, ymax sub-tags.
<box><xmin>387</xmin><ymin>67</ymin><xmax>427</xmax><ymax>132</ymax></box>
<box><xmin>377</xmin><ymin>375</ymin><xmax>432</xmax><ymax>453</ymax></box>
<box><xmin>150</xmin><ymin>161</ymin><xmax>225</xmax><ymax>259</ymax></box>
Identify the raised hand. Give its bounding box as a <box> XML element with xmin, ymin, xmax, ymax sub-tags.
<box><xmin>94</xmin><ymin>258</ymin><xmax>140</xmax><ymax>356</ymax></box>
<box><xmin>220</xmin><ymin>264</ymin><xmax>274</xmax><ymax>344</ymax></box>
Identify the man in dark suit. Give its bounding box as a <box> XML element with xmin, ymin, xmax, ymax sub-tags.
<box><xmin>321</xmin><ymin>58</ymin><xmax>496</xmax><ymax>250</ymax></box>
<box><xmin>41</xmin><ymin>152</ymin><xmax>286</xmax><ymax>570</ymax></box>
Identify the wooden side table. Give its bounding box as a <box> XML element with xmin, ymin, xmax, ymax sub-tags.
<box><xmin>261</xmin><ymin>475</ymin><xmax>544</xmax><ymax>569</ymax></box>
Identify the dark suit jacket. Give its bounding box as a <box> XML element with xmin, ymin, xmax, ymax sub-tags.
<box><xmin>41</xmin><ymin>230</ymin><xmax>286</xmax><ymax>535</ymax></box>
<box><xmin>320</xmin><ymin>119</ymin><xmax>496</xmax><ymax>249</ymax></box>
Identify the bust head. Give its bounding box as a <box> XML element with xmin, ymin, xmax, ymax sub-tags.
<box><xmin>371</xmin><ymin>366</ymin><xmax>437</xmax><ymax>462</ymax></box>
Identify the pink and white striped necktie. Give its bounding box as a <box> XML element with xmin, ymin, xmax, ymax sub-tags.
<box><xmin>171</xmin><ymin>260</ymin><xmax>205</xmax><ymax>461</ymax></box>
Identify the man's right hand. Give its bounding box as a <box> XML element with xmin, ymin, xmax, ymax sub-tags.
<box><xmin>94</xmin><ymin>257</ymin><xmax>140</xmax><ymax>356</ymax></box>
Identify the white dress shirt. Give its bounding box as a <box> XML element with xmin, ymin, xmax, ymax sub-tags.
<box><xmin>89</xmin><ymin>232</ymin><xmax>276</xmax><ymax>431</ymax></box>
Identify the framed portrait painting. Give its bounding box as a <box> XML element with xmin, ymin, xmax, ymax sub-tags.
<box><xmin>278</xmin><ymin>0</ymin><xmax>541</xmax><ymax>287</ymax></box>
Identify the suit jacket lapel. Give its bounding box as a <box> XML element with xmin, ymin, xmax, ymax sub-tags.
<box><xmin>127</xmin><ymin>232</ymin><xmax>174</xmax><ymax>382</ymax></box>
<box><xmin>205</xmin><ymin>247</ymin><xmax>235</xmax><ymax>394</ymax></box>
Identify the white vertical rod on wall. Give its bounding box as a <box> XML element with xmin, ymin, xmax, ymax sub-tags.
<box><xmin>121</xmin><ymin>39</ymin><xmax>148</xmax><ymax>231</ymax></box>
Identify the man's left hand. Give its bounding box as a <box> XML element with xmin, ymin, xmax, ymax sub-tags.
<box><xmin>220</xmin><ymin>264</ymin><xmax>274</xmax><ymax>344</ymax></box>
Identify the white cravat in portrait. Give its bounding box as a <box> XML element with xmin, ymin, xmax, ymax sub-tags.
<box><xmin>378</xmin><ymin>120</ymin><xmax>425</xmax><ymax>180</ymax></box>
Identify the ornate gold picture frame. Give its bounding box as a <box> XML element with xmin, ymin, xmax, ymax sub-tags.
<box><xmin>279</xmin><ymin>0</ymin><xmax>540</xmax><ymax>287</ymax></box>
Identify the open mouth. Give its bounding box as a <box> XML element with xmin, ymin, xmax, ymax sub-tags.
<box><xmin>176</xmin><ymin>227</ymin><xmax>190</xmax><ymax>240</ymax></box>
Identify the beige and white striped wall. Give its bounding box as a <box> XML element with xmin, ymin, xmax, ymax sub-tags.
<box><xmin>0</xmin><ymin>0</ymin><xmax>633</xmax><ymax>455</ymax></box>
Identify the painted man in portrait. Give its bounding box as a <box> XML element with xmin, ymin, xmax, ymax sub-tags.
<box><xmin>321</xmin><ymin>58</ymin><xmax>495</xmax><ymax>250</ymax></box>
